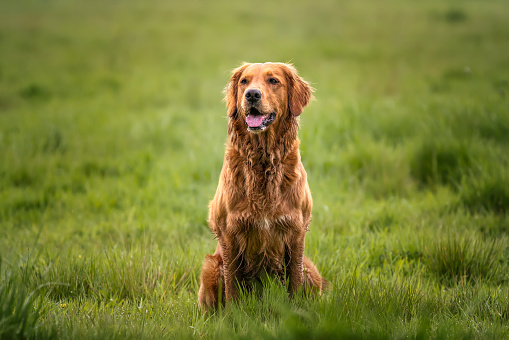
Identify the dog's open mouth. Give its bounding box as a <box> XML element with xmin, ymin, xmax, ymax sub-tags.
<box><xmin>245</xmin><ymin>108</ymin><xmax>276</xmax><ymax>132</ymax></box>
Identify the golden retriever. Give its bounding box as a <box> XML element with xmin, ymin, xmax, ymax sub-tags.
<box><xmin>198</xmin><ymin>62</ymin><xmax>325</xmax><ymax>312</ymax></box>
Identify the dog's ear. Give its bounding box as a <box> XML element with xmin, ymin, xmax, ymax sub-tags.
<box><xmin>283</xmin><ymin>64</ymin><xmax>313</xmax><ymax>116</ymax></box>
<box><xmin>224</xmin><ymin>63</ymin><xmax>250</xmax><ymax>117</ymax></box>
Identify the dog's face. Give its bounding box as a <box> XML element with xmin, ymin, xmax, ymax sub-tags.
<box><xmin>225</xmin><ymin>62</ymin><xmax>313</xmax><ymax>133</ymax></box>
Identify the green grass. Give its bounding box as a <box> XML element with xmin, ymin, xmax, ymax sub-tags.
<box><xmin>1</xmin><ymin>0</ymin><xmax>509</xmax><ymax>338</ymax></box>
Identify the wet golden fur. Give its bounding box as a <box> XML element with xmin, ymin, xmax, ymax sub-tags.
<box><xmin>198</xmin><ymin>62</ymin><xmax>325</xmax><ymax>312</ymax></box>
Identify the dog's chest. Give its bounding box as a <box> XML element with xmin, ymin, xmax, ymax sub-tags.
<box><xmin>258</xmin><ymin>216</ymin><xmax>278</xmax><ymax>230</ymax></box>
<box><xmin>226</xmin><ymin>160</ymin><xmax>291</xmax><ymax>211</ymax></box>
<box><xmin>257</xmin><ymin>215</ymin><xmax>291</xmax><ymax>231</ymax></box>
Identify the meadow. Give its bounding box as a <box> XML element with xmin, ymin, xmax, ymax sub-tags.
<box><xmin>1</xmin><ymin>0</ymin><xmax>509</xmax><ymax>338</ymax></box>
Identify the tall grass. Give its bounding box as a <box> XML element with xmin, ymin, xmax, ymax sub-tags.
<box><xmin>0</xmin><ymin>261</ymin><xmax>47</xmax><ymax>339</ymax></box>
<box><xmin>424</xmin><ymin>233</ymin><xmax>505</xmax><ymax>286</ymax></box>
<box><xmin>0</xmin><ymin>0</ymin><xmax>509</xmax><ymax>338</ymax></box>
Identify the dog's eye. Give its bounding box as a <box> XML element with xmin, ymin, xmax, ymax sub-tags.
<box><xmin>240</xmin><ymin>78</ymin><xmax>248</xmax><ymax>85</ymax></box>
<box><xmin>268</xmin><ymin>78</ymin><xmax>279</xmax><ymax>85</ymax></box>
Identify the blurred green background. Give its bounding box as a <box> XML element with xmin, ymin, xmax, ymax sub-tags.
<box><xmin>1</xmin><ymin>0</ymin><xmax>509</xmax><ymax>338</ymax></box>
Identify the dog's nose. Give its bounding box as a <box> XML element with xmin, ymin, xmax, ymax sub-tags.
<box><xmin>245</xmin><ymin>89</ymin><xmax>261</xmax><ymax>103</ymax></box>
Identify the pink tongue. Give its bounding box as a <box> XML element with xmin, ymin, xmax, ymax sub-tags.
<box><xmin>246</xmin><ymin>114</ymin><xmax>265</xmax><ymax>127</ymax></box>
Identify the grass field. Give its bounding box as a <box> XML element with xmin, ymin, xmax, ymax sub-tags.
<box><xmin>1</xmin><ymin>0</ymin><xmax>509</xmax><ymax>338</ymax></box>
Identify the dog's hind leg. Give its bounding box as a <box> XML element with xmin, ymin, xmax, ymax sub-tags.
<box><xmin>198</xmin><ymin>254</ymin><xmax>224</xmax><ymax>313</ymax></box>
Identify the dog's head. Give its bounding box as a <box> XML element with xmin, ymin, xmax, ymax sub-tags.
<box><xmin>225</xmin><ymin>62</ymin><xmax>313</xmax><ymax>133</ymax></box>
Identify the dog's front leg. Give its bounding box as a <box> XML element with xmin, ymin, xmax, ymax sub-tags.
<box><xmin>287</xmin><ymin>229</ymin><xmax>306</xmax><ymax>295</ymax></box>
<box><xmin>222</xmin><ymin>239</ymin><xmax>242</xmax><ymax>303</ymax></box>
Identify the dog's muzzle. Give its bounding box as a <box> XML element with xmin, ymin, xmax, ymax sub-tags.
<box><xmin>245</xmin><ymin>107</ymin><xmax>276</xmax><ymax>132</ymax></box>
